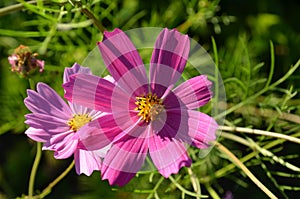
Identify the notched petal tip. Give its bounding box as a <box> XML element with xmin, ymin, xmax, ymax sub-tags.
<box><xmin>102</xmin><ymin>28</ymin><xmax>123</xmax><ymax>41</ymax></box>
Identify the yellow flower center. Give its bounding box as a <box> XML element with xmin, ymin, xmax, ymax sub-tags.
<box><xmin>67</xmin><ymin>114</ymin><xmax>92</xmax><ymax>132</ymax></box>
<box><xmin>135</xmin><ymin>93</ymin><xmax>164</xmax><ymax>123</ymax></box>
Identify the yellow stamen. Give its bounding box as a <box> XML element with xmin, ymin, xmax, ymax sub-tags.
<box><xmin>67</xmin><ymin>114</ymin><xmax>92</xmax><ymax>132</ymax></box>
<box><xmin>135</xmin><ymin>93</ymin><xmax>164</xmax><ymax>122</ymax></box>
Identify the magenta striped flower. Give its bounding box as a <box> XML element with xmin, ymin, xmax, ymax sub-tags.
<box><xmin>24</xmin><ymin>63</ymin><xmax>109</xmax><ymax>176</ymax></box>
<box><xmin>63</xmin><ymin>28</ymin><xmax>218</xmax><ymax>186</ymax></box>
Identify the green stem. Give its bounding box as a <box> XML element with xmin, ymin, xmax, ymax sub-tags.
<box><xmin>0</xmin><ymin>0</ymin><xmax>39</xmax><ymax>16</ymax></box>
<box><xmin>74</xmin><ymin>1</ymin><xmax>105</xmax><ymax>33</ymax></box>
<box><xmin>38</xmin><ymin>160</ymin><xmax>75</xmax><ymax>198</ymax></box>
<box><xmin>169</xmin><ymin>176</ymin><xmax>204</xmax><ymax>198</ymax></box>
<box><xmin>28</xmin><ymin>142</ymin><xmax>42</xmax><ymax>198</ymax></box>
<box><xmin>214</xmin><ymin>142</ymin><xmax>278</xmax><ymax>199</ymax></box>
<box><xmin>215</xmin><ymin>59</ymin><xmax>300</xmax><ymax>120</ymax></box>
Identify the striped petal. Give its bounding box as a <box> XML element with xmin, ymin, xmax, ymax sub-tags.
<box><xmin>149</xmin><ymin>134</ymin><xmax>191</xmax><ymax>177</ymax></box>
<box><xmin>25</xmin><ymin>113</ymin><xmax>69</xmax><ymax>133</ymax></box>
<box><xmin>98</xmin><ymin>28</ymin><xmax>148</xmax><ymax>96</ymax></box>
<box><xmin>77</xmin><ymin>111</ymin><xmax>140</xmax><ymax>151</ymax></box>
<box><xmin>74</xmin><ymin>149</ymin><xmax>102</xmax><ymax>176</ymax></box>
<box><xmin>63</xmin><ymin>74</ymin><xmax>129</xmax><ymax>113</ymax></box>
<box><xmin>150</xmin><ymin>28</ymin><xmax>190</xmax><ymax>98</ymax></box>
<box><xmin>25</xmin><ymin>83</ymin><xmax>71</xmax><ymax>119</ymax></box>
<box><xmin>63</xmin><ymin>63</ymin><xmax>91</xmax><ymax>84</ymax></box>
<box><xmin>25</xmin><ymin>127</ymin><xmax>51</xmax><ymax>143</ymax></box>
<box><xmin>173</xmin><ymin>75</ymin><xmax>212</xmax><ymax>110</ymax></box>
<box><xmin>101</xmin><ymin>131</ymin><xmax>149</xmax><ymax>186</ymax></box>
<box><xmin>167</xmin><ymin>109</ymin><xmax>218</xmax><ymax>149</ymax></box>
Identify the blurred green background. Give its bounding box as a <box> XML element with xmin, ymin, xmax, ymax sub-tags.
<box><xmin>0</xmin><ymin>0</ymin><xmax>300</xmax><ymax>198</ymax></box>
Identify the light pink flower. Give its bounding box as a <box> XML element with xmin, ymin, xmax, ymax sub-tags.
<box><xmin>24</xmin><ymin>63</ymin><xmax>109</xmax><ymax>176</ymax></box>
<box><xmin>63</xmin><ymin>28</ymin><xmax>218</xmax><ymax>186</ymax></box>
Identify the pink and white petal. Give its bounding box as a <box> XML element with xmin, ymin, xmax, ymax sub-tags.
<box><xmin>25</xmin><ymin>83</ymin><xmax>72</xmax><ymax>119</ymax></box>
<box><xmin>74</xmin><ymin>149</ymin><xmax>102</xmax><ymax>176</ymax></box>
<box><xmin>183</xmin><ymin>110</ymin><xmax>218</xmax><ymax>149</ymax></box>
<box><xmin>164</xmin><ymin>109</ymin><xmax>218</xmax><ymax>149</ymax></box>
<box><xmin>41</xmin><ymin>131</ymin><xmax>70</xmax><ymax>152</ymax></box>
<box><xmin>63</xmin><ymin>63</ymin><xmax>92</xmax><ymax>84</ymax></box>
<box><xmin>103</xmin><ymin>75</ymin><xmax>116</xmax><ymax>84</ymax></box>
<box><xmin>78</xmin><ymin>112</ymin><xmax>135</xmax><ymax>151</ymax></box>
<box><xmin>173</xmin><ymin>75</ymin><xmax>212</xmax><ymax>109</ymax></box>
<box><xmin>64</xmin><ymin>74</ymin><xmax>129</xmax><ymax>112</ymax></box>
<box><xmin>25</xmin><ymin>127</ymin><xmax>51</xmax><ymax>142</ymax></box>
<box><xmin>101</xmin><ymin>132</ymin><xmax>149</xmax><ymax>186</ymax></box>
<box><xmin>77</xmin><ymin>112</ymin><xmax>144</xmax><ymax>151</ymax></box>
<box><xmin>52</xmin><ymin>133</ymin><xmax>78</xmax><ymax>159</ymax></box>
<box><xmin>149</xmin><ymin>134</ymin><xmax>191</xmax><ymax>178</ymax></box>
<box><xmin>25</xmin><ymin>113</ymin><xmax>69</xmax><ymax>133</ymax></box>
<box><xmin>150</xmin><ymin>28</ymin><xmax>190</xmax><ymax>98</ymax></box>
<box><xmin>98</xmin><ymin>28</ymin><xmax>148</xmax><ymax>95</ymax></box>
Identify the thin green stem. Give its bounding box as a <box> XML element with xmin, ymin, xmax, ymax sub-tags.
<box><xmin>74</xmin><ymin>1</ymin><xmax>105</xmax><ymax>33</ymax></box>
<box><xmin>38</xmin><ymin>160</ymin><xmax>75</xmax><ymax>198</ymax></box>
<box><xmin>219</xmin><ymin>125</ymin><xmax>300</xmax><ymax>145</ymax></box>
<box><xmin>0</xmin><ymin>0</ymin><xmax>41</xmax><ymax>16</ymax></box>
<box><xmin>187</xmin><ymin>167</ymin><xmax>201</xmax><ymax>199</ymax></box>
<box><xmin>215</xmin><ymin>59</ymin><xmax>300</xmax><ymax>120</ymax></box>
<box><xmin>200</xmin><ymin>132</ymin><xmax>300</xmax><ymax>184</ymax></box>
<box><xmin>221</xmin><ymin>132</ymin><xmax>300</xmax><ymax>172</ymax></box>
<box><xmin>28</xmin><ymin>142</ymin><xmax>42</xmax><ymax>198</ymax></box>
<box><xmin>214</xmin><ymin>142</ymin><xmax>278</xmax><ymax>199</ymax></box>
<box><xmin>265</xmin><ymin>41</ymin><xmax>275</xmax><ymax>88</ymax></box>
<box><xmin>205</xmin><ymin>184</ymin><xmax>220</xmax><ymax>199</ymax></box>
<box><xmin>146</xmin><ymin>176</ymin><xmax>164</xmax><ymax>199</ymax></box>
<box><xmin>169</xmin><ymin>176</ymin><xmax>205</xmax><ymax>198</ymax></box>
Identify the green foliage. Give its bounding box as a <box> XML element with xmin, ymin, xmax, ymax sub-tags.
<box><xmin>0</xmin><ymin>0</ymin><xmax>299</xmax><ymax>199</ymax></box>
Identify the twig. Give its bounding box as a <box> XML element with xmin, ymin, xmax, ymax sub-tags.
<box><xmin>200</xmin><ymin>132</ymin><xmax>300</xmax><ymax>184</ymax></box>
<box><xmin>169</xmin><ymin>176</ymin><xmax>204</xmax><ymax>198</ymax></box>
<box><xmin>38</xmin><ymin>160</ymin><xmax>74</xmax><ymax>198</ymax></box>
<box><xmin>0</xmin><ymin>0</ymin><xmax>41</xmax><ymax>16</ymax></box>
<box><xmin>218</xmin><ymin>102</ymin><xmax>300</xmax><ymax>125</ymax></box>
<box><xmin>221</xmin><ymin>132</ymin><xmax>300</xmax><ymax>172</ymax></box>
<box><xmin>187</xmin><ymin>167</ymin><xmax>201</xmax><ymax>199</ymax></box>
<box><xmin>74</xmin><ymin>1</ymin><xmax>105</xmax><ymax>32</ymax></box>
<box><xmin>214</xmin><ymin>141</ymin><xmax>278</xmax><ymax>199</ymax></box>
<box><xmin>219</xmin><ymin>126</ymin><xmax>300</xmax><ymax>145</ymax></box>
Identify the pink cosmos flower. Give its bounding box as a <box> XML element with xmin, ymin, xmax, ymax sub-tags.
<box><xmin>63</xmin><ymin>28</ymin><xmax>218</xmax><ymax>186</ymax></box>
<box><xmin>24</xmin><ymin>63</ymin><xmax>109</xmax><ymax>176</ymax></box>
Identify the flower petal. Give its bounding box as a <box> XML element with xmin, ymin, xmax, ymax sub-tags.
<box><xmin>149</xmin><ymin>133</ymin><xmax>191</xmax><ymax>178</ymax></box>
<box><xmin>63</xmin><ymin>74</ymin><xmax>127</xmax><ymax>112</ymax></box>
<box><xmin>51</xmin><ymin>132</ymin><xmax>78</xmax><ymax>159</ymax></box>
<box><xmin>177</xmin><ymin>110</ymin><xmax>218</xmax><ymax>149</ymax></box>
<box><xmin>25</xmin><ymin>113</ymin><xmax>69</xmax><ymax>133</ymax></box>
<box><xmin>25</xmin><ymin>83</ymin><xmax>71</xmax><ymax>119</ymax></box>
<box><xmin>63</xmin><ymin>63</ymin><xmax>103</xmax><ymax>118</ymax></box>
<box><xmin>153</xmin><ymin>103</ymin><xmax>217</xmax><ymax>149</ymax></box>
<box><xmin>63</xmin><ymin>63</ymin><xmax>91</xmax><ymax>84</ymax></box>
<box><xmin>78</xmin><ymin>112</ymin><xmax>141</xmax><ymax>151</ymax></box>
<box><xmin>74</xmin><ymin>149</ymin><xmax>102</xmax><ymax>176</ymax></box>
<box><xmin>101</xmin><ymin>132</ymin><xmax>149</xmax><ymax>186</ymax></box>
<box><xmin>25</xmin><ymin>127</ymin><xmax>51</xmax><ymax>142</ymax></box>
<box><xmin>150</xmin><ymin>28</ymin><xmax>190</xmax><ymax>98</ymax></box>
<box><xmin>98</xmin><ymin>28</ymin><xmax>148</xmax><ymax>95</ymax></box>
<box><xmin>173</xmin><ymin>75</ymin><xmax>212</xmax><ymax>109</ymax></box>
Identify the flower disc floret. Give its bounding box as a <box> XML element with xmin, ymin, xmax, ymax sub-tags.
<box><xmin>135</xmin><ymin>93</ymin><xmax>164</xmax><ymax>122</ymax></box>
<box><xmin>67</xmin><ymin>114</ymin><xmax>92</xmax><ymax>132</ymax></box>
